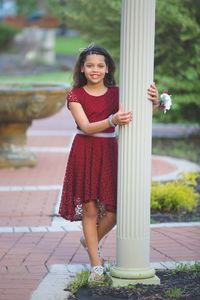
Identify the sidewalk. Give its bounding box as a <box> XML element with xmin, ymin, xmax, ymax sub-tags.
<box><xmin>0</xmin><ymin>107</ymin><xmax>199</xmax><ymax>300</ymax></box>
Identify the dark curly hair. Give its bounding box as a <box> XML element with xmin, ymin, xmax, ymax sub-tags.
<box><xmin>72</xmin><ymin>44</ymin><xmax>116</xmax><ymax>88</ymax></box>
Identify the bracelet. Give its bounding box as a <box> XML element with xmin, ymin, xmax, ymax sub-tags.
<box><xmin>108</xmin><ymin>114</ymin><xmax>116</xmax><ymax>127</ymax></box>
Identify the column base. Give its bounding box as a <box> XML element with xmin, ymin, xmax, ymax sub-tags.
<box><xmin>111</xmin><ymin>275</ymin><xmax>160</xmax><ymax>287</ymax></box>
<box><xmin>110</xmin><ymin>265</ymin><xmax>156</xmax><ymax>279</ymax></box>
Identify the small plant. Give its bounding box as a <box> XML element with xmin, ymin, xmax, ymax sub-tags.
<box><xmin>173</xmin><ymin>262</ymin><xmax>200</xmax><ymax>275</ymax></box>
<box><xmin>174</xmin><ymin>262</ymin><xmax>192</xmax><ymax>273</ymax></box>
<box><xmin>151</xmin><ymin>172</ymin><xmax>199</xmax><ymax>213</ymax></box>
<box><xmin>165</xmin><ymin>287</ymin><xmax>184</xmax><ymax>298</ymax></box>
<box><xmin>65</xmin><ymin>268</ymin><xmax>112</xmax><ymax>294</ymax></box>
<box><xmin>65</xmin><ymin>269</ymin><xmax>90</xmax><ymax>294</ymax></box>
<box><xmin>181</xmin><ymin>172</ymin><xmax>199</xmax><ymax>187</ymax></box>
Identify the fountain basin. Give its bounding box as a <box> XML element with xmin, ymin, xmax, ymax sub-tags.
<box><xmin>0</xmin><ymin>83</ymin><xmax>68</xmax><ymax>168</ymax></box>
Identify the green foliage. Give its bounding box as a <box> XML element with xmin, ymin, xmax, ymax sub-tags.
<box><xmin>48</xmin><ymin>0</ymin><xmax>200</xmax><ymax>123</ymax></box>
<box><xmin>48</xmin><ymin>0</ymin><xmax>121</xmax><ymax>62</ymax></box>
<box><xmin>151</xmin><ymin>172</ymin><xmax>199</xmax><ymax>213</ymax></box>
<box><xmin>155</xmin><ymin>0</ymin><xmax>200</xmax><ymax>81</ymax></box>
<box><xmin>16</xmin><ymin>0</ymin><xmax>44</xmax><ymax>15</ymax></box>
<box><xmin>55</xmin><ymin>36</ymin><xmax>87</xmax><ymax>55</ymax></box>
<box><xmin>164</xmin><ymin>287</ymin><xmax>184</xmax><ymax>299</ymax></box>
<box><xmin>152</xmin><ymin>137</ymin><xmax>200</xmax><ymax>164</ymax></box>
<box><xmin>65</xmin><ymin>269</ymin><xmax>89</xmax><ymax>294</ymax></box>
<box><xmin>154</xmin><ymin>0</ymin><xmax>200</xmax><ymax>123</ymax></box>
<box><xmin>0</xmin><ymin>71</ymin><xmax>72</xmax><ymax>84</ymax></box>
<box><xmin>65</xmin><ymin>269</ymin><xmax>111</xmax><ymax>294</ymax></box>
<box><xmin>173</xmin><ymin>262</ymin><xmax>200</xmax><ymax>273</ymax></box>
<box><xmin>0</xmin><ymin>23</ymin><xmax>20</xmax><ymax>51</ymax></box>
<box><xmin>154</xmin><ymin>77</ymin><xmax>200</xmax><ymax>124</ymax></box>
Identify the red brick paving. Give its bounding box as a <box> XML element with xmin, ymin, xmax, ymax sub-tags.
<box><xmin>30</xmin><ymin>107</ymin><xmax>74</xmax><ymax>131</ymax></box>
<box><xmin>0</xmin><ymin>153</ymin><xmax>67</xmax><ymax>186</ymax></box>
<box><xmin>151</xmin><ymin>158</ymin><xmax>177</xmax><ymax>176</ymax></box>
<box><xmin>0</xmin><ymin>227</ymin><xmax>199</xmax><ymax>299</ymax></box>
<box><xmin>0</xmin><ymin>191</ymin><xmax>58</xmax><ymax>226</ymax></box>
<box><xmin>0</xmin><ymin>108</ymin><xmax>199</xmax><ymax>299</ymax></box>
<box><xmin>27</xmin><ymin>135</ymin><xmax>72</xmax><ymax>148</ymax></box>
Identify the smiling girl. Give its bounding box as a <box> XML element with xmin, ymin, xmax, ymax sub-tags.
<box><xmin>59</xmin><ymin>44</ymin><xmax>159</xmax><ymax>282</ymax></box>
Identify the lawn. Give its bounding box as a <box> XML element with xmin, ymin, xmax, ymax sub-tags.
<box><xmin>55</xmin><ymin>35</ymin><xmax>88</xmax><ymax>55</ymax></box>
<box><xmin>152</xmin><ymin>137</ymin><xmax>200</xmax><ymax>164</ymax></box>
<box><xmin>0</xmin><ymin>71</ymin><xmax>72</xmax><ymax>84</ymax></box>
<box><xmin>0</xmin><ymin>35</ymin><xmax>88</xmax><ymax>83</ymax></box>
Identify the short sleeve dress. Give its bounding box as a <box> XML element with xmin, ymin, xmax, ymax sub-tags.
<box><xmin>59</xmin><ymin>86</ymin><xmax>119</xmax><ymax>221</ymax></box>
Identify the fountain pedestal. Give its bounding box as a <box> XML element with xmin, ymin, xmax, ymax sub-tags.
<box><xmin>0</xmin><ymin>83</ymin><xmax>67</xmax><ymax>168</ymax></box>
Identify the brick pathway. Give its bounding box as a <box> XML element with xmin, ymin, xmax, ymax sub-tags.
<box><xmin>0</xmin><ymin>107</ymin><xmax>199</xmax><ymax>300</ymax></box>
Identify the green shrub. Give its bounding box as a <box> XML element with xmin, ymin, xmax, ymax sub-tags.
<box><xmin>0</xmin><ymin>23</ymin><xmax>20</xmax><ymax>51</ymax></box>
<box><xmin>154</xmin><ymin>77</ymin><xmax>200</xmax><ymax>124</ymax></box>
<box><xmin>151</xmin><ymin>172</ymin><xmax>199</xmax><ymax>213</ymax></box>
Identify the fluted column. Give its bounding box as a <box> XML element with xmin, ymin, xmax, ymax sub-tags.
<box><xmin>111</xmin><ymin>0</ymin><xmax>160</xmax><ymax>285</ymax></box>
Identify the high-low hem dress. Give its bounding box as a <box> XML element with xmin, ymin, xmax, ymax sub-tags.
<box><xmin>59</xmin><ymin>86</ymin><xmax>119</xmax><ymax>222</ymax></box>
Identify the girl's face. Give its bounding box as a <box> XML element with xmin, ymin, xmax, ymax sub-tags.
<box><xmin>81</xmin><ymin>54</ymin><xmax>108</xmax><ymax>85</ymax></box>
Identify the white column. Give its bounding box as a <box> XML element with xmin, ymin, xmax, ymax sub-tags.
<box><xmin>111</xmin><ymin>0</ymin><xmax>160</xmax><ymax>285</ymax></box>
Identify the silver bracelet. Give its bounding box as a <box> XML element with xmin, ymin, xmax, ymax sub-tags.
<box><xmin>108</xmin><ymin>114</ymin><xmax>116</xmax><ymax>127</ymax></box>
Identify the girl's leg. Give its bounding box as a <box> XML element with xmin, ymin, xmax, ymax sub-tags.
<box><xmin>97</xmin><ymin>211</ymin><xmax>116</xmax><ymax>242</ymax></box>
<box><xmin>82</xmin><ymin>201</ymin><xmax>101</xmax><ymax>266</ymax></box>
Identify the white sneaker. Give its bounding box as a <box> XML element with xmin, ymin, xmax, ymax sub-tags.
<box><xmin>88</xmin><ymin>265</ymin><xmax>104</xmax><ymax>283</ymax></box>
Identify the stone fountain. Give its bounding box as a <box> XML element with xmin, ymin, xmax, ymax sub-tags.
<box><xmin>0</xmin><ymin>83</ymin><xmax>68</xmax><ymax>168</ymax></box>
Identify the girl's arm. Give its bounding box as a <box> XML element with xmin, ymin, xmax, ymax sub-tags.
<box><xmin>69</xmin><ymin>102</ymin><xmax>132</xmax><ymax>135</ymax></box>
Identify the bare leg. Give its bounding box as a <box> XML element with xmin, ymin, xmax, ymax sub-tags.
<box><xmin>97</xmin><ymin>211</ymin><xmax>116</xmax><ymax>242</ymax></box>
<box><xmin>82</xmin><ymin>201</ymin><xmax>101</xmax><ymax>266</ymax></box>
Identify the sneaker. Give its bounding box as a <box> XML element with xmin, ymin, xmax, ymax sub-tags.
<box><xmin>88</xmin><ymin>265</ymin><xmax>104</xmax><ymax>283</ymax></box>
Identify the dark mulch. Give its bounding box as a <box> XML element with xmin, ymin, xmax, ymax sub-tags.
<box><xmin>151</xmin><ymin>201</ymin><xmax>200</xmax><ymax>223</ymax></box>
<box><xmin>69</xmin><ymin>269</ymin><xmax>200</xmax><ymax>300</ymax></box>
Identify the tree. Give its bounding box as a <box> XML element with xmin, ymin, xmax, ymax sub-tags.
<box><xmin>16</xmin><ymin>0</ymin><xmax>49</xmax><ymax>15</ymax></box>
<box><xmin>48</xmin><ymin>0</ymin><xmax>200</xmax><ymax>122</ymax></box>
<box><xmin>48</xmin><ymin>0</ymin><xmax>121</xmax><ymax>61</ymax></box>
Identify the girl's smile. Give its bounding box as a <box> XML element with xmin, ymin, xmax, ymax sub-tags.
<box><xmin>81</xmin><ymin>54</ymin><xmax>108</xmax><ymax>85</ymax></box>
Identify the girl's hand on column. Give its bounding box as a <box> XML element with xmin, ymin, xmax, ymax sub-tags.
<box><xmin>147</xmin><ymin>82</ymin><xmax>159</xmax><ymax>107</ymax></box>
<box><xmin>112</xmin><ymin>105</ymin><xmax>132</xmax><ymax>126</ymax></box>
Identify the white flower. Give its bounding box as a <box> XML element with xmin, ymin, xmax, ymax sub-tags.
<box><xmin>159</xmin><ymin>92</ymin><xmax>172</xmax><ymax>113</ymax></box>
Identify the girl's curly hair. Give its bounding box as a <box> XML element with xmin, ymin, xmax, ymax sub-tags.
<box><xmin>72</xmin><ymin>44</ymin><xmax>116</xmax><ymax>88</ymax></box>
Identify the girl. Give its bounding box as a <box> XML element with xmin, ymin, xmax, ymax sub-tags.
<box><xmin>59</xmin><ymin>44</ymin><xmax>159</xmax><ymax>282</ymax></box>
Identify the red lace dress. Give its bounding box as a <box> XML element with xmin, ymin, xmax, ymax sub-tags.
<box><xmin>59</xmin><ymin>86</ymin><xmax>119</xmax><ymax>221</ymax></box>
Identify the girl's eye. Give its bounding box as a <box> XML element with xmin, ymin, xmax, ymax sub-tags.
<box><xmin>85</xmin><ymin>64</ymin><xmax>105</xmax><ymax>68</ymax></box>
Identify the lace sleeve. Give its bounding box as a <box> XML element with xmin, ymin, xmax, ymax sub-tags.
<box><xmin>66</xmin><ymin>89</ymin><xmax>80</xmax><ymax>109</ymax></box>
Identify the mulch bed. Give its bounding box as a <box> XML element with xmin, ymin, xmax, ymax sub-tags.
<box><xmin>69</xmin><ymin>269</ymin><xmax>200</xmax><ymax>300</ymax></box>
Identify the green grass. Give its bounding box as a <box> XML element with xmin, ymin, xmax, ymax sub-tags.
<box><xmin>0</xmin><ymin>35</ymin><xmax>88</xmax><ymax>83</ymax></box>
<box><xmin>173</xmin><ymin>262</ymin><xmax>200</xmax><ymax>274</ymax></box>
<box><xmin>55</xmin><ymin>35</ymin><xmax>88</xmax><ymax>55</ymax></box>
<box><xmin>0</xmin><ymin>71</ymin><xmax>72</xmax><ymax>84</ymax></box>
<box><xmin>152</xmin><ymin>137</ymin><xmax>200</xmax><ymax>164</ymax></box>
<box><xmin>164</xmin><ymin>287</ymin><xmax>184</xmax><ymax>299</ymax></box>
